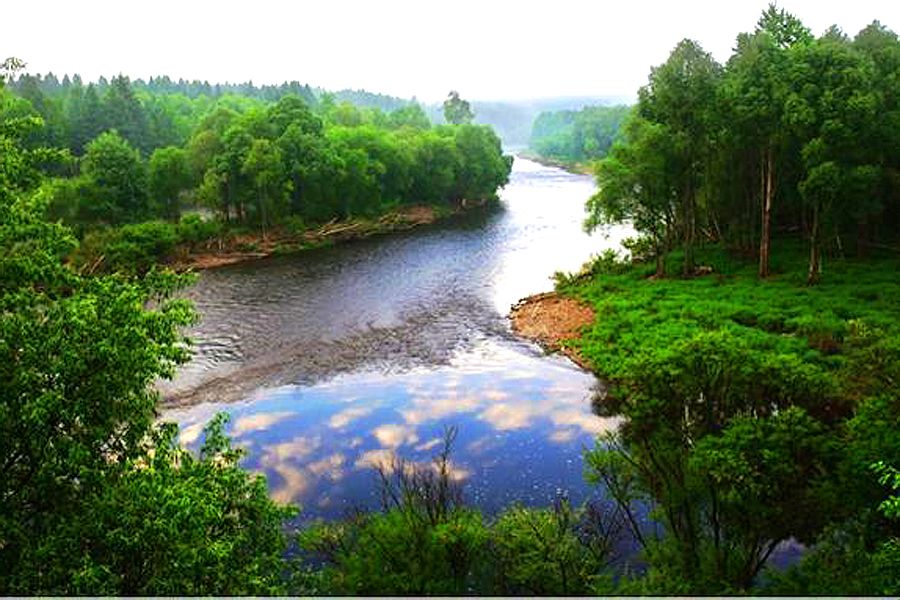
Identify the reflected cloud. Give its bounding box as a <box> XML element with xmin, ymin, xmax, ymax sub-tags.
<box><xmin>373</xmin><ymin>423</ymin><xmax>419</xmax><ymax>448</ymax></box>
<box><xmin>549</xmin><ymin>428</ymin><xmax>579</xmax><ymax>444</ymax></box>
<box><xmin>356</xmin><ymin>448</ymin><xmax>398</xmax><ymax>471</ymax></box>
<box><xmin>484</xmin><ymin>389</ymin><xmax>510</xmax><ymax>401</ymax></box>
<box><xmin>480</xmin><ymin>402</ymin><xmax>536</xmax><ymax>430</ymax></box>
<box><xmin>261</xmin><ymin>435</ymin><xmax>322</xmax><ymax>463</ymax></box>
<box><xmin>329</xmin><ymin>406</ymin><xmax>374</xmax><ymax>429</ymax></box>
<box><xmin>179</xmin><ymin>421</ymin><xmax>206</xmax><ymax>445</ymax></box>
<box><xmin>401</xmin><ymin>394</ymin><xmax>482</xmax><ymax>425</ymax></box>
<box><xmin>307</xmin><ymin>453</ymin><xmax>346</xmax><ymax>481</ymax></box>
<box><xmin>232</xmin><ymin>411</ymin><xmax>294</xmax><ymax>436</ymax></box>
<box><xmin>415</xmin><ymin>438</ymin><xmax>443</xmax><ymax>452</ymax></box>
<box><xmin>551</xmin><ymin>409</ymin><xmax>620</xmax><ymax>435</ymax></box>
<box><xmin>270</xmin><ymin>463</ymin><xmax>310</xmax><ymax>504</ymax></box>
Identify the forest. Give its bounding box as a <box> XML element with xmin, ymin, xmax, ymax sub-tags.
<box><xmin>529</xmin><ymin>104</ymin><xmax>630</xmax><ymax>165</ymax></box>
<box><xmin>2</xmin><ymin>70</ymin><xmax>511</xmax><ymax>272</ymax></box>
<box><xmin>1</xmin><ymin>2</ymin><xmax>899</xmax><ymax>596</ymax></box>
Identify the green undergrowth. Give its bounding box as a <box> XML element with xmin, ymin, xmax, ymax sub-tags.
<box><xmin>558</xmin><ymin>239</ymin><xmax>900</xmax><ymax>404</ymax></box>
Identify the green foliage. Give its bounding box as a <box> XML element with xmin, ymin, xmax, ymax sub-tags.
<box><xmin>1</xmin><ymin>103</ymin><xmax>295</xmax><ymax>595</ymax></box>
<box><xmin>148</xmin><ymin>145</ymin><xmax>190</xmax><ymax>220</ymax></box>
<box><xmin>299</xmin><ymin>430</ymin><xmax>489</xmax><ymax>595</ymax></box>
<box><xmin>530</xmin><ymin>104</ymin><xmax>629</xmax><ymax>163</ymax></box>
<box><xmin>442</xmin><ymin>90</ymin><xmax>474</xmax><ymax>125</ymax></box>
<box><xmin>14</xmin><ymin>416</ymin><xmax>295</xmax><ymax>595</ymax></box>
<box><xmin>491</xmin><ymin>500</ymin><xmax>616</xmax><ymax>595</ymax></box>
<box><xmin>570</xmin><ymin>241</ymin><xmax>900</xmax><ymax>593</ymax></box>
<box><xmin>80</xmin><ymin>130</ymin><xmax>149</xmax><ymax>223</ymax></box>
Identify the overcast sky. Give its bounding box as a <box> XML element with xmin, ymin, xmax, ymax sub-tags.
<box><xmin>4</xmin><ymin>0</ymin><xmax>899</xmax><ymax>103</ymax></box>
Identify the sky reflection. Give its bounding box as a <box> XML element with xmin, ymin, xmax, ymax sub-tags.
<box><xmin>163</xmin><ymin>339</ymin><xmax>619</xmax><ymax>521</ymax></box>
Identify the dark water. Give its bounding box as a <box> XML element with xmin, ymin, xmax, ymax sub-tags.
<box><xmin>162</xmin><ymin>156</ymin><xmax>633</xmax><ymax>520</ymax></box>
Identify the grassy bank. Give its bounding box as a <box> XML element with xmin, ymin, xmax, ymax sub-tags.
<box><xmin>554</xmin><ymin>240</ymin><xmax>900</xmax><ymax>401</ymax></box>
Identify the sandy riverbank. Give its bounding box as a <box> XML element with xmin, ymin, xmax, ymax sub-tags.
<box><xmin>509</xmin><ymin>291</ymin><xmax>595</xmax><ymax>370</ymax></box>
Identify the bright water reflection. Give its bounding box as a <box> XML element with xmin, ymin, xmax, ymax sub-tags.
<box><xmin>166</xmin><ymin>341</ymin><xmax>619</xmax><ymax>520</ymax></box>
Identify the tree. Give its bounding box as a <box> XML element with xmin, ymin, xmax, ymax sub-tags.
<box><xmin>586</xmin><ymin>115</ymin><xmax>676</xmax><ymax>277</ymax></box>
<box><xmin>0</xmin><ymin>98</ymin><xmax>295</xmax><ymax>595</ymax></box>
<box><xmin>148</xmin><ymin>146</ymin><xmax>191</xmax><ymax>220</ymax></box>
<box><xmin>784</xmin><ymin>34</ymin><xmax>879</xmax><ymax>284</ymax></box>
<box><xmin>443</xmin><ymin>91</ymin><xmax>474</xmax><ymax>125</ymax></box>
<box><xmin>721</xmin><ymin>6</ymin><xmax>810</xmax><ymax>277</ymax></box>
<box><xmin>103</xmin><ymin>75</ymin><xmax>151</xmax><ymax>153</ymax></box>
<box><xmin>586</xmin><ymin>329</ymin><xmax>840</xmax><ymax>593</ymax></box>
<box><xmin>80</xmin><ymin>130</ymin><xmax>149</xmax><ymax>223</ymax></box>
<box><xmin>242</xmin><ymin>137</ymin><xmax>288</xmax><ymax>234</ymax></box>
<box><xmin>389</xmin><ymin>103</ymin><xmax>431</xmax><ymax>130</ymax></box>
<box><xmin>638</xmin><ymin>40</ymin><xmax>721</xmax><ymax>276</ymax></box>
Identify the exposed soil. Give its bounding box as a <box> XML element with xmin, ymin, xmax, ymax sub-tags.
<box><xmin>509</xmin><ymin>291</ymin><xmax>595</xmax><ymax>369</ymax></box>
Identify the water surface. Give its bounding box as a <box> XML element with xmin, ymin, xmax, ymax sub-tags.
<box><xmin>163</xmin><ymin>157</ymin><xmax>632</xmax><ymax>520</ymax></box>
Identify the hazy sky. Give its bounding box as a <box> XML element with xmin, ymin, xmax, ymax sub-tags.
<box><xmin>4</xmin><ymin>0</ymin><xmax>900</xmax><ymax>102</ymax></box>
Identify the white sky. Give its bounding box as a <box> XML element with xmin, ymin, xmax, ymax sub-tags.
<box><xmin>4</xmin><ymin>0</ymin><xmax>899</xmax><ymax>103</ymax></box>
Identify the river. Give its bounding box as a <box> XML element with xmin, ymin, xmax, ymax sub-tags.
<box><xmin>162</xmin><ymin>156</ymin><xmax>633</xmax><ymax>520</ymax></box>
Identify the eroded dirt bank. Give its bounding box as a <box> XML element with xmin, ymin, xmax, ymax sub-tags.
<box><xmin>509</xmin><ymin>291</ymin><xmax>595</xmax><ymax>370</ymax></box>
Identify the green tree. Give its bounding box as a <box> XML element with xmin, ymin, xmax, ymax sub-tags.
<box><xmin>638</xmin><ymin>39</ymin><xmax>721</xmax><ymax>275</ymax></box>
<box><xmin>720</xmin><ymin>6</ymin><xmax>809</xmax><ymax>277</ymax></box>
<box><xmin>80</xmin><ymin>130</ymin><xmax>149</xmax><ymax>223</ymax></box>
<box><xmin>443</xmin><ymin>91</ymin><xmax>475</xmax><ymax>125</ymax></box>
<box><xmin>0</xmin><ymin>98</ymin><xmax>295</xmax><ymax>595</ymax></box>
<box><xmin>148</xmin><ymin>146</ymin><xmax>191</xmax><ymax>220</ymax></box>
<box><xmin>242</xmin><ymin>137</ymin><xmax>288</xmax><ymax>233</ymax></box>
<box><xmin>586</xmin><ymin>114</ymin><xmax>676</xmax><ymax>277</ymax></box>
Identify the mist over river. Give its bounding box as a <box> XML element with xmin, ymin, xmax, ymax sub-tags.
<box><xmin>162</xmin><ymin>156</ymin><xmax>633</xmax><ymax>520</ymax></box>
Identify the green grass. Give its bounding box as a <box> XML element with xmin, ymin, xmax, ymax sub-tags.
<box><xmin>560</xmin><ymin>239</ymin><xmax>900</xmax><ymax>402</ymax></box>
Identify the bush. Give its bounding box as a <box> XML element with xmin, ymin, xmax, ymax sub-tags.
<box><xmin>7</xmin><ymin>415</ymin><xmax>295</xmax><ymax>595</ymax></box>
<box><xmin>177</xmin><ymin>213</ymin><xmax>224</xmax><ymax>247</ymax></box>
<box><xmin>491</xmin><ymin>499</ymin><xmax>619</xmax><ymax>595</ymax></box>
<box><xmin>297</xmin><ymin>428</ymin><xmax>489</xmax><ymax>595</ymax></box>
<box><xmin>103</xmin><ymin>220</ymin><xmax>179</xmax><ymax>273</ymax></box>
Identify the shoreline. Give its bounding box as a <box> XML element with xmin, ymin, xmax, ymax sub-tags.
<box><xmin>508</xmin><ymin>291</ymin><xmax>595</xmax><ymax>371</ymax></box>
<box><xmin>517</xmin><ymin>152</ymin><xmax>595</xmax><ymax>176</ymax></box>
<box><xmin>171</xmin><ymin>201</ymin><xmax>488</xmax><ymax>272</ymax></box>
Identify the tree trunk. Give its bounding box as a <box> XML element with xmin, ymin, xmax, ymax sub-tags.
<box><xmin>655</xmin><ymin>237</ymin><xmax>667</xmax><ymax>278</ymax></box>
<box><xmin>683</xmin><ymin>185</ymin><xmax>696</xmax><ymax>277</ymax></box>
<box><xmin>759</xmin><ymin>146</ymin><xmax>775</xmax><ymax>278</ymax></box>
<box><xmin>807</xmin><ymin>203</ymin><xmax>821</xmax><ymax>286</ymax></box>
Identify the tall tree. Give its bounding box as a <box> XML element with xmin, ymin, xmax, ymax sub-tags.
<box><xmin>722</xmin><ymin>6</ymin><xmax>810</xmax><ymax>277</ymax></box>
<box><xmin>148</xmin><ymin>146</ymin><xmax>191</xmax><ymax>220</ymax></box>
<box><xmin>80</xmin><ymin>130</ymin><xmax>149</xmax><ymax>223</ymax></box>
<box><xmin>443</xmin><ymin>91</ymin><xmax>475</xmax><ymax>125</ymax></box>
<box><xmin>638</xmin><ymin>40</ymin><xmax>721</xmax><ymax>276</ymax></box>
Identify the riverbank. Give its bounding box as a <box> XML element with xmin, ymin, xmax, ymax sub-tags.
<box><xmin>509</xmin><ymin>291</ymin><xmax>595</xmax><ymax>370</ymax></box>
<box><xmin>172</xmin><ymin>204</ymin><xmax>454</xmax><ymax>271</ymax></box>
<box><xmin>516</xmin><ymin>151</ymin><xmax>595</xmax><ymax>175</ymax></box>
<box><xmin>75</xmin><ymin>200</ymin><xmax>493</xmax><ymax>274</ymax></box>
<box><xmin>511</xmin><ymin>241</ymin><xmax>900</xmax><ymax>400</ymax></box>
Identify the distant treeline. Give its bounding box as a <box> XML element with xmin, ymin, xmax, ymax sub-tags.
<box><xmin>5</xmin><ymin>72</ymin><xmax>416</xmax><ymax>156</ymax></box>
<box><xmin>529</xmin><ymin>104</ymin><xmax>630</xmax><ymax>163</ymax></box>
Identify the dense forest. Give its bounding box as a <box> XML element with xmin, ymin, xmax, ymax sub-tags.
<box><xmin>1</xmin><ymin>2</ymin><xmax>900</xmax><ymax>596</ymax></box>
<box><xmin>529</xmin><ymin>104</ymin><xmax>630</xmax><ymax>165</ymax></box>
<box><xmin>0</xmin><ymin>70</ymin><xmax>511</xmax><ymax>272</ymax></box>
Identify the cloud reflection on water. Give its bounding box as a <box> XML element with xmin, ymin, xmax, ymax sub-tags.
<box><xmin>163</xmin><ymin>340</ymin><xmax>619</xmax><ymax>519</ymax></box>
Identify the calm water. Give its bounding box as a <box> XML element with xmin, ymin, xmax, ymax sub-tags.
<box><xmin>162</xmin><ymin>156</ymin><xmax>633</xmax><ymax>520</ymax></box>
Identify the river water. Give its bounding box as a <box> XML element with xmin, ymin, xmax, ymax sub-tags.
<box><xmin>162</xmin><ymin>156</ymin><xmax>633</xmax><ymax>520</ymax></box>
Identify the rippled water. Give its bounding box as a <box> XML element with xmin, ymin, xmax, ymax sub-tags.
<box><xmin>162</xmin><ymin>156</ymin><xmax>633</xmax><ymax>520</ymax></box>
